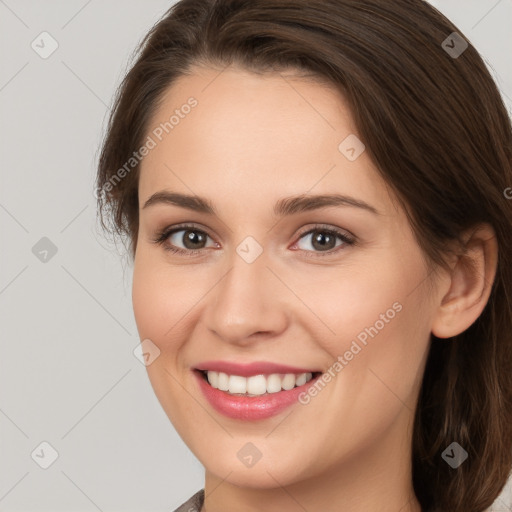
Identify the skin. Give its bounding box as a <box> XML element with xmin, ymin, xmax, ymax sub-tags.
<box><xmin>132</xmin><ymin>65</ymin><xmax>498</xmax><ymax>512</ymax></box>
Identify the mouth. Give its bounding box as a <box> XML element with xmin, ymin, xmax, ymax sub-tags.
<box><xmin>194</xmin><ymin>369</ymin><xmax>323</xmax><ymax>397</ymax></box>
<box><xmin>192</xmin><ymin>368</ymin><xmax>323</xmax><ymax>420</ymax></box>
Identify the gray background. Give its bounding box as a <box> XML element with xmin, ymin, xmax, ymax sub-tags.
<box><xmin>0</xmin><ymin>1</ymin><xmax>511</xmax><ymax>511</ymax></box>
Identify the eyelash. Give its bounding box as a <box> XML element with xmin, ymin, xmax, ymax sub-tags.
<box><xmin>152</xmin><ymin>223</ymin><xmax>356</xmax><ymax>258</ymax></box>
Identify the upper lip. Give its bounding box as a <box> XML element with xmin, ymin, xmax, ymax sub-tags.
<box><xmin>194</xmin><ymin>360</ymin><xmax>321</xmax><ymax>377</ymax></box>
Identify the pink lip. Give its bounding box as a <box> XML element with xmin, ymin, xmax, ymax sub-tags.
<box><xmin>194</xmin><ymin>360</ymin><xmax>320</xmax><ymax>377</ymax></box>
<box><xmin>193</xmin><ymin>369</ymin><xmax>321</xmax><ymax>421</ymax></box>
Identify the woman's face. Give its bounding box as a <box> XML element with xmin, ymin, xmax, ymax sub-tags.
<box><xmin>133</xmin><ymin>65</ymin><xmax>441</xmax><ymax>489</ymax></box>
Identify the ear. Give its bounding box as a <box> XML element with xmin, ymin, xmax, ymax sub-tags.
<box><xmin>431</xmin><ymin>223</ymin><xmax>498</xmax><ymax>339</ymax></box>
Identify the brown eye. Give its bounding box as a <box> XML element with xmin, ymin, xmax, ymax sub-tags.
<box><xmin>153</xmin><ymin>223</ymin><xmax>220</xmax><ymax>256</ymax></box>
<box><xmin>296</xmin><ymin>228</ymin><xmax>353</xmax><ymax>253</ymax></box>
<box><xmin>182</xmin><ymin>230</ymin><xmax>207</xmax><ymax>249</ymax></box>
<box><xmin>310</xmin><ymin>231</ymin><xmax>337</xmax><ymax>251</ymax></box>
<box><xmin>168</xmin><ymin>229</ymin><xmax>213</xmax><ymax>250</ymax></box>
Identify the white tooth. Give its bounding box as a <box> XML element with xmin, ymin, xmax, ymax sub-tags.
<box><xmin>282</xmin><ymin>373</ymin><xmax>296</xmax><ymax>390</ymax></box>
<box><xmin>217</xmin><ymin>372</ymin><xmax>229</xmax><ymax>391</ymax></box>
<box><xmin>266</xmin><ymin>374</ymin><xmax>282</xmax><ymax>393</ymax></box>
<box><xmin>210</xmin><ymin>371</ymin><xmax>316</xmax><ymax>395</ymax></box>
<box><xmin>207</xmin><ymin>371</ymin><xmax>219</xmax><ymax>388</ymax></box>
<box><xmin>295</xmin><ymin>373</ymin><xmax>307</xmax><ymax>386</ymax></box>
<box><xmin>228</xmin><ymin>375</ymin><xmax>247</xmax><ymax>394</ymax></box>
<box><xmin>247</xmin><ymin>375</ymin><xmax>267</xmax><ymax>395</ymax></box>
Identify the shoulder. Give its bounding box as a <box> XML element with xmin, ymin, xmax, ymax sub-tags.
<box><xmin>172</xmin><ymin>489</ymin><xmax>205</xmax><ymax>512</ymax></box>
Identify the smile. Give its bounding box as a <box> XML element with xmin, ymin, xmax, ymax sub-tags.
<box><xmin>193</xmin><ymin>368</ymin><xmax>322</xmax><ymax>420</ymax></box>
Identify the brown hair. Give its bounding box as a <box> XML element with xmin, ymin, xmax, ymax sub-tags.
<box><xmin>96</xmin><ymin>1</ymin><xmax>512</xmax><ymax>510</ymax></box>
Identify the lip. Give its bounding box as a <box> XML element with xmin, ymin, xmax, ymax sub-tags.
<box><xmin>194</xmin><ymin>360</ymin><xmax>321</xmax><ymax>377</ymax></box>
<box><xmin>193</xmin><ymin>369</ymin><xmax>322</xmax><ymax>421</ymax></box>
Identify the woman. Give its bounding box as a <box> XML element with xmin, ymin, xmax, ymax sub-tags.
<box><xmin>96</xmin><ymin>0</ymin><xmax>512</xmax><ymax>510</ymax></box>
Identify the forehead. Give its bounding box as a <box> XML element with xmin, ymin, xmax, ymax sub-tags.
<box><xmin>138</xmin><ymin>65</ymin><xmax>394</xmax><ymax>216</ymax></box>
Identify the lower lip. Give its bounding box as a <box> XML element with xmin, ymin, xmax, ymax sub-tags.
<box><xmin>193</xmin><ymin>370</ymin><xmax>320</xmax><ymax>421</ymax></box>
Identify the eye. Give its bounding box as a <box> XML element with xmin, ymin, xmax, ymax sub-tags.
<box><xmin>153</xmin><ymin>224</ymin><xmax>218</xmax><ymax>255</ymax></box>
<box><xmin>293</xmin><ymin>226</ymin><xmax>355</xmax><ymax>255</ymax></box>
<box><xmin>168</xmin><ymin>228</ymin><xmax>216</xmax><ymax>250</ymax></box>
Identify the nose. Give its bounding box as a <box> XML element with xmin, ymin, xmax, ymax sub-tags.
<box><xmin>203</xmin><ymin>252</ymin><xmax>289</xmax><ymax>345</ymax></box>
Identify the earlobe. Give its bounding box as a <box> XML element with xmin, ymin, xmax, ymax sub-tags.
<box><xmin>431</xmin><ymin>223</ymin><xmax>498</xmax><ymax>339</ymax></box>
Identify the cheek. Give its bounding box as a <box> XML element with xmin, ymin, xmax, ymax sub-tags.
<box><xmin>303</xmin><ymin>249</ymin><xmax>431</xmax><ymax>401</ymax></box>
<box><xmin>131</xmin><ymin>252</ymin><xmax>198</xmax><ymax>425</ymax></box>
<box><xmin>344</xmin><ymin>295</ymin><xmax>430</xmax><ymax>422</ymax></box>
<box><xmin>132</xmin><ymin>250</ymin><xmax>214</xmax><ymax>358</ymax></box>
<box><xmin>132</xmin><ymin>251</ymin><xmax>183</xmax><ymax>348</ymax></box>
<box><xmin>326</xmin><ymin>299</ymin><xmax>429</xmax><ymax>456</ymax></box>
<box><xmin>287</xmin><ymin>265</ymin><xmax>405</xmax><ymax>356</ymax></box>
<box><xmin>320</xmin><ymin>240</ymin><xmax>429</xmax><ymax>350</ymax></box>
<box><xmin>132</xmin><ymin>256</ymin><xmax>161</xmax><ymax>340</ymax></box>
<box><xmin>132</xmin><ymin>245</ymin><xmax>171</xmax><ymax>325</ymax></box>
<box><xmin>289</xmin><ymin>270</ymin><xmax>431</xmax><ymax>465</ymax></box>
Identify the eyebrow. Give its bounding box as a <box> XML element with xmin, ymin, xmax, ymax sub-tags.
<box><xmin>142</xmin><ymin>191</ymin><xmax>380</xmax><ymax>216</ymax></box>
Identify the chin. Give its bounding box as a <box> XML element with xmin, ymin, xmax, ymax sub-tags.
<box><xmin>206</xmin><ymin>461</ymin><xmax>304</xmax><ymax>489</ymax></box>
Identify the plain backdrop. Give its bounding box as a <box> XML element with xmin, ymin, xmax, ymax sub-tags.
<box><xmin>0</xmin><ymin>1</ymin><xmax>511</xmax><ymax>511</ymax></box>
